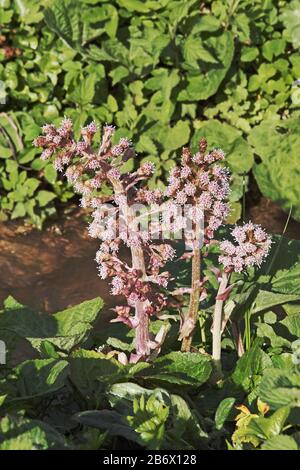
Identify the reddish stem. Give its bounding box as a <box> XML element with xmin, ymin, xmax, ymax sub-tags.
<box><xmin>181</xmin><ymin>244</ymin><xmax>201</xmax><ymax>352</ymax></box>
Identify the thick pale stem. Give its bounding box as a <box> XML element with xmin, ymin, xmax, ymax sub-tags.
<box><xmin>110</xmin><ymin>178</ymin><xmax>150</xmax><ymax>359</ymax></box>
<box><xmin>212</xmin><ymin>272</ymin><xmax>229</xmax><ymax>371</ymax></box>
<box><xmin>181</xmin><ymin>245</ymin><xmax>201</xmax><ymax>352</ymax></box>
<box><xmin>130</xmin><ymin>244</ymin><xmax>150</xmax><ymax>358</ymax></box>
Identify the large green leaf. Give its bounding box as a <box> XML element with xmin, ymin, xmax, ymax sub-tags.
<box><xmin>249</xmin><ymin>117</ymin><xmax>300</xmax><ymax>221</ymax></box>
<box><xmin>0</xmin><ymin>359</ymin><xmax>69</xmax><ymax>406</ymax></box>
<box><xmin>0</xmin><ymin>296</ymin><xmax>103</xmax><ymax>354</ymax></box>
<box><xmin>44</xmin><ymin>0</ymin><xmax>103</xmax><ymax>51</ymax></box>
<box><xmin>69</xmin><ymin>349</ymin><xmax>126</xmax><ymax>407</ymax></box>
<box><xmin>234</xmin><ymin>407</ymin><xmax>290</xmax><ymax>445</ymax></box>
<box><xmin>0</xmin><ymin>113</ymin><xmax>23</xmax><ymax>158</ymax></box>
<box><xmin>163</xmin><ymin>121</ymin><xmax>190</xmax><ymax>151</ymax></box>
<box><xmin>77</xmin><ymin>383</ymin><xmax>207</xmax><ymax>449</ymax></box>
<box><xmin>140</xmin><ymin>352</ymin><xmax>212</xmax><ymax>388</ymax></box>
<box><xmin>75</xmin><ymin>409</ymin><xmax>139</xmax><ymax>442</ymax></box>
<box><xmin>0</xmin><ymin>414</ymin><xmax>69</xmax><ymax>450</ymax></box>
<box><xmin>231</xmin><ymin>341</ymin><xmax>272</xmax><ymax>392</ymax></box>
<box><xmin>259</xmin><ymin>369</ymin><xmax>300</xmax><ymax>409</ymax></box>
<box><xmin>262</xmin><ymin>435</ymin><xmax>298</xmax><ymax>450</ymax></box>
<box><xmin>281</xmin><ymin>0</ymin><xmax>300</xmax><ymax>48</ymax></box>
<box><xmin>108</xmin><ymin>382</ymin><xmax>169</xmax><ymax>414</ymax></box>
<box><xmin>281</xmin><ymin>314</ymin><xmax>300</xmax><ymax>338</ymax></box>
<box><xmin>250</xmin><ymin>290</ymin><xmax>300</xmax><ymax>314</ymax></box>
<box><xmin>69</xmin><ymin>74</ymin><xmax>97</xmax><ymax>107</ymax></box>
<box><xmin>178</xmin><ymin>31</ymin><xmax>234</xmax><ymax>101</ymax></box>
<box><xmin>182</xmin><ymin>36</ymin><xmax>218</xmax><ymax>66</ymax></box>
<box><xmin>271</xmin><ymin>265</ymin><xmax>300</xmax><ymax>295</ymax></box>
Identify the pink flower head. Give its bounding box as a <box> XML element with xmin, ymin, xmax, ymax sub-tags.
<box><xmin>86</xmin><ymin>121</ymin><xmax>97</xmax><ymax>134</ymax></box>
<box><xmin>98</xmin><ymin>263</ymin><xmax>109</xmax><ymax>279</ymax></box>
<box><xmin>76</xmin><ymin>141</ymin><xmax>88</xmax><ymax>153</ymax></box>
<box><xmin>107</xmin><ymin>168</ymin><xmax>121</xmax><ymax>180</ymax></box>
<box><xmin>111</xmin><ymin>276</ymin><xmax>125</xmax><ymax>295</ymax></box>
<box><xmin>232</xmin><ymin>226</ymin><xmax>247</xmax><ymax>243</ymax></box>
<box><xmin>211</xmin><ymin>148</ymin><xmax>225</xmax><ymax>161</ymax></box>
<box><xmin>220</xmin><ymin>240</ymin><xmax>236</xmax><ymax>256</ymax></box>
<box><xmin>199</xmin><ymin>172</ymin><xmax>210</xmax><ymax>186</ymax></box>
<box><xmin>184</xmin><ymin>182</ymin><xmax>196</xmax><ymax>196</ymax></box>
<box><xmin>111</xmin><ymin>144</ymin><xmax>123</xmax><ymax>156</ymax></box>
<box><xmin>119</xmin><ymin>137</ymin><xmax>131</xmax><ymax>148</ymax></box>
<box><xmin>103</xmin><ymin>125</ymin><xmax>115</xmax><ymax>137</ymax></box>
<box><xmin>176</xmin><ymin>190</ymin><xmax>188</xmax><ymax>205</ymax></box>
<box><xmin>90</xmin><ymin>177</ymin><xmax>102</xmax><ymax>188</ymax></box>
<box><xmin>212</xmin><ymin>165</ymin><xmax>230</xmax><ymax>180</ymax></box>
<box><xmin>128</xmin><ymin>292</ymin><xmax>140</xmax><ymax>306</ymax></box>
<box><xmin>192</xmin><ymin>152</ymin><xmax>204</xmax><ymax>165</ymax></box>
<box><xmin>58</xmin><ymin>117</ymin><xmax>73</xmax><ymax>137</ymax></box>
<box><xmin>170</xmin><ymin>167</ymin><xmax>181</xmax><ymax>178</ymax></box>
<box><xmin>181</xmin><ymin>166</ymin><xmax>192</xmax><ymax>178</ymax></box>
<box><xmin>219</xmin><ymin>222</ymin><xmax>271</xmax><ymax>273</ymax></box>
<box><xmin>204</xmin><ymin>153</ymin><xmax>215</xmax><ymax>164</ymax></box>
<box><xmin>41</xmin><ymin>148</ymin><xmax>53</xmax><ymax>160</ymax></box>
<box><xmin>54</xmin><ymin>157</ymin><xmax>64</xmax><ymax>172</ymax></box>
<box><xmin>199</xmin><ymin>192</ymin><xmax>212</xmax><ymax>210</ymax></box>
<box><xmin>42</xmin><ymin>124</ymin><xmax>57</xmax><ymax>136</ymax></box>
<box><xmin>139</xmin><ymin>161</ymin><xmax>155</xmax><ymax>176</ymax></box>
<box><xmin>53</xmin><ymin>135</ymin><xmax>62</xmax><ymax>145</ymax></box>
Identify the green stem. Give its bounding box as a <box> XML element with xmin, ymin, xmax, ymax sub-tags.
<box><xmin>244</xmin><ymin>309</ymin><xmax>251</xmax><ymax>351</ymax></box>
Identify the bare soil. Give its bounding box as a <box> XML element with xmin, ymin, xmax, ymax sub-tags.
<box><xmin>0</xmin><ymin>208</ymin><xmax>111</xmax><ymax>314</ymax></box>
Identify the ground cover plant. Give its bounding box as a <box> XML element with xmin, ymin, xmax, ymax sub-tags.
<box><xmin>1</xmin><ymin>0</ymin><xmax>300</xmax><ymax>453</ymax></box>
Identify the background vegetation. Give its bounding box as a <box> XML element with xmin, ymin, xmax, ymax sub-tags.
<box><xmin>0</xmin><ymin>0</ymin><xmax>300</xmax><ymax>227</ymax></box>
<box><xmin>1</xmin><ymin>236</ymin><xmax>300</xmax><ymax>450</ymax></box>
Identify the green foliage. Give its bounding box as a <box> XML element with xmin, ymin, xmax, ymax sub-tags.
<box><xmin>76</xmin><ymin>383</ymin><xmax>208</xmax><ymax>450</ymax></box>
<box><xmin>0</xmin><ymin>296</ymin><xmax>103</xmax><ymax>354</ymax></box>
<box><xmin>140</xmin><ymin>351</ymin><xmax>212</xmax><ymax>389</ymax></box>
<box><xmin>0</xmin><ymin>359</ymin><xmax>69</xmax><ymax>407</ymax></box>
<box><xmin>1</xmin><ymin>0</ymin><xmax>299</xmax><ymax>224</ymax></box>
<box><xmin>0</xmin><ymin>414</ymin><xmax>69</xmax><ymax>450</ymax></box>
<box><xmin>249</xmin><ymin>116</ymin><xmax>300</xmax><ymax>221</ymax></box>
<box><xmin>214</xmin><ymin>397</ymin><xmax>236</xmax><ymax>430</ymax></box>
<box><xmin>259</xmin><ymin>369</ymin><xmax>300</xmax><ymax>410</ymax></box>
<box><xmin>0</xmin><ymin>252</ymin><xmax>300</xmax><ymax>451</ymax></box>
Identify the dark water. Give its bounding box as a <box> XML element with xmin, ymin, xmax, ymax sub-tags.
<box><xmin>0</xmin><ymin>199</ymin><xmax>299</xmax><ymax>315</ymax></box>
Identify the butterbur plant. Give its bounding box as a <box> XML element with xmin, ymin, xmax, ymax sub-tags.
<box><xmin>34</xmin><ymin>118</ymin><xmax>271</xmax><ymax>370</ymax></box>
<box><xmin>165</xmin><ymin>139</ymin><xmax>230</xmax><ymax>352</ymax></box>
<box><xmin>213</xmin><ymin>223</ymin><xmax>272</xmax><ymax>371</ymax></box>
<box><xmin>34</xmin><ymin>119</ymin><xmax>175</xmax><ymax>362</ymax></box>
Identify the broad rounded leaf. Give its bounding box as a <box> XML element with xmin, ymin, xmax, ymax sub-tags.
<box><xmin>141</xmin><ymin>352</ymin><xmax>212</xmax><ymax>387</ymax></box>
<box><xmin>178</xmin><ymin>32</ymin><xmax>234</xmax><ymax>101</ymax></box>
<box><xmin>249</xmin><ymin>117</ymin><xmax>300</xmax><ymax>221</ymax></box>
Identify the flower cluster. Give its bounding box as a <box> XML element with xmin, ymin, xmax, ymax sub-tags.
<box><xmin>219</xmin><ymin>222</ymin><xmax>272</xmax><ymax>273</ymax></box>
<box><xmin>34</xmin><ymin>118</ymin><xmax>175</xmax><ymax>359</ymax></box>
<box><xmin>165</xmin><ymin>139</ymin><xmax>230</xmax><ymax>240</ymax></box>
<box><xmin>95</xmin><ymin>238</ymin><xmax>173</xmax><ymax>320</ymax></box>
<box><xmin>34</xmin><ymin>119</ymin><xmax>272</xmax><ymax>364</ymax></box>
